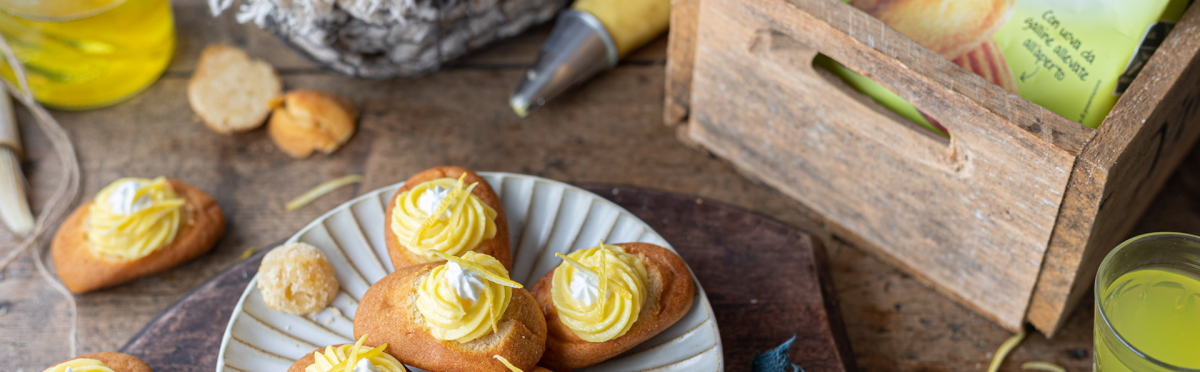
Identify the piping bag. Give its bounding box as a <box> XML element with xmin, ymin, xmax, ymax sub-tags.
<box><xmin>510</xmin><ymin>0</ymin><xmax>670</xmax><ymax>117</ymax></box>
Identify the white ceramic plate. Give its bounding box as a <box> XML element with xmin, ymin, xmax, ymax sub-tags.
<box><xmin>216</xmin><ymin>173</ymin><xmax>723</xmax><ymax>372</ymax></box>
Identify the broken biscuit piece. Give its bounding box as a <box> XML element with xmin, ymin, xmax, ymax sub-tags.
<box><xmin>267</xmin><ymin>90</ymin><xmax>358</xmax><ymax>158</ymax></box>
<box><xmin>188</xmin><ymin>44</ymin><xmax>282</xmax><ymax>134</ymax></box>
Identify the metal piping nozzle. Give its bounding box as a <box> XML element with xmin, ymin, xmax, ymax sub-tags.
<box><xmin>509</xmin><ymin>9</ymin><xmax>618</xmax><ymax>117</ymax></box>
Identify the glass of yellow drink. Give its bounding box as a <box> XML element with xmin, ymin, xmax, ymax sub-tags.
<box><xmin>1094</xmin><ymin>232</ymin><xmax>1200</xmax><ymax>372</ymax></box>
<box><xmin>0</xmin><ymin>0</ymin><xmax>174</xmax><ymax>109</ymax></box>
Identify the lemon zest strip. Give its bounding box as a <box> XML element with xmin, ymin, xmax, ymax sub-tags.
<box><xmin>286</xmin><ymin>175</ymin><xmax>363</xmax><ymax>211</ymax></box>
<box><xmin>485</xmin><ymin>287</ymin><xmax>499</xmax><ymax>335</ymax></box>
<box><xmin>492</xmin><ymin>355</ymin><xmax>523</xmax><ymax>372</ymax></box>
<box><xmin>987</xmin><ymin>328</ymin><xmax>1027</xmax><ymax>372</ymax></box>
<box><xmin>1021</xmin><ymin>361</ymin><xmax>1066</xmax><ymax>372</ymax></box>
<box><xmin>599</xmin><ymin>249</ymin><xmax>609</xmax><ymax>310</ymax></box>
<box><xmin>430</xmin><ymin>251</ymin><xmax>523</xmax><ymax>288</ymax></box>
<box><xmin>554</xmin><ymin>251</ymin><xmax>633</xmax><ymax>301</ymax></box>
<box><xmin>555</xmin><ymin>252</ymin><xmax>598</xmax><ymax>276</ymax></box>
<box><xmin>343</xmin><ymin>334</ymin><xmax>368</xmax><ymax>372</ymax></box>
<box><xmin>411</xmin><ymin>174</ymin><xmax>470</xmax><ymax>247</ymax></box>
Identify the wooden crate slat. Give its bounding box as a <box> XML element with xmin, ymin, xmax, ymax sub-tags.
<box><xmin>669</xmin><ymin>0</ymin><xmax>1200</xmax><ymax>334</ymax></box>
<box><xmin>664</xmin><ymin>0</ymin><xmax>701</xmax><ymax>126</ymax></box>
<box><xmin>1028</xmin><ymin>2</ymin><xmax>1200</xmax><ymax>335</ymax></box>
<box><xmin>686</xmin><ymin>0</ymin><xmax>1080</xmax><ymax>330</ymax></box>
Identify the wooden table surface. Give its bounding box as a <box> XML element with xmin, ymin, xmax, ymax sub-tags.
<box><xmin>3</xmin><ymin>1</ymin><xmax>1199</xmax><ymax>370</ymax></box>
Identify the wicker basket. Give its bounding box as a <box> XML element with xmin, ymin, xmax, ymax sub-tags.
<box><xmin>233</xmin><ymin>0</ymin><xmax>567</xmax><ymax>78</ymax></box>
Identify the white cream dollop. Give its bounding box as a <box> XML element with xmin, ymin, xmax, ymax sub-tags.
<box><xmin>568</xmin><ymin>269</ymin><xmax>600</xmax><ymax>307</ymax></box>
<box><xmin>416</xmin><ymin>185</ymin><xmax>451</xmax><ymax>219</ymax></box>
<box><xmin>444</xmin><ymin>261</ymin><xmax>486</xmax><ymax>303</ymax></box>
<box><xmin>106</xmin><ymin>179</ymin><xmax>152</xmax><ymax>215</ymax></box>
<box><xmin>352</xmin><ymin>358</ymin><xmax>379</xmax><ymax>372</ymax></box>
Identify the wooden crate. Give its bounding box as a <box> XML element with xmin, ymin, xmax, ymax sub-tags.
<box><xmin>665</xmin><ymin>0</ymin><xmax>1200</xmax><ymax>334</ymax></box>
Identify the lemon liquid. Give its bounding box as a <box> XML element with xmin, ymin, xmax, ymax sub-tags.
<box><xmin>0</xmin><ymin>0</ymin><xmax>174</xmax><ymax>109</ymax></box>
<box><xmin>1095</xmin><ymin>266</ymin><xmax>1200</xmax><ymax>371</ymax></box>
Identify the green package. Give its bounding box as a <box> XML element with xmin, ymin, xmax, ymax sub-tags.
<box><xmin>834</xmin><ymin>0</ymin><xmax>1189</xmax><ymax>130</ymax></box>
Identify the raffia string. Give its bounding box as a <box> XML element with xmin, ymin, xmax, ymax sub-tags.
<box><xmin>0</xmin><ymin>33</ymin><xmax>83</xmax><ymax>357</ymax></box>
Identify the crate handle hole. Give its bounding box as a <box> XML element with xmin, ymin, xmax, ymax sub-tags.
<box><xmin>811</xmin><ymin>54</ymin><xmax>951</xmax><ymax>145</ymax></box>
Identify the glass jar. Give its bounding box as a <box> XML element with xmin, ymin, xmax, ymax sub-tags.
<box><xmin>0</xmin><ymin>0</ymin><xmax>175</xmax><ymax>109</ymax></box>
<box><xmin>1094</xmin><ymin>232</ymin><xmax>1200</xmax><ymax>371</ymax></box>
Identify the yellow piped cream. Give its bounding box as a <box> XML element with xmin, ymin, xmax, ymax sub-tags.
<box><xmin>42</xmin><ymin>358</ymin><xmax>116</xmax><ymax>372</ymax></box>
<box><xmin>304</xmin><ymin>335</ymin><xmax>406</xmax><ymax>372</ymax></box>
<box><xmin>416</xmin><ymin>251</ymin><xmax>520</xmax><ymax>343</ymax></box>
<box><xmin>551</xmin><ymin>243</ymin><xmax>648</xmax><ymax>342</ymax></box>
<box><xmin>390</xmin><ymin>176</ymin><xmax>498</xmax><ymax>263</ymax></box>
<box><xmin>85</xmin><ymin>177</ymin><xmax>185</xmax><ymax>262</ymax></box>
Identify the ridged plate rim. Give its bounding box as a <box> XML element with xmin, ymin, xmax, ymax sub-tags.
<box><xmin>215</xmin><ymin>172</ymin><xmax>723</xmax><ymax>371</ymax></box>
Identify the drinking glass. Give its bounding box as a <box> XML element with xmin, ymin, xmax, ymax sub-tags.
<box><xmin>1094</xmin><ymin>232</ymin><xmax>1200</xmax><ymax>371</ymax></box>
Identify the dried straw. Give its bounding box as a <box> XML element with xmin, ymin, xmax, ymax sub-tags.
<box><xmin>0</xmin><ymin>33</ymin><xmax>82</xmax><ymax>356</ymax></box>
<box><xmin>0</xmin><ymin>148</ymin><xmax>33</xmax><ymax>236</ymax></box>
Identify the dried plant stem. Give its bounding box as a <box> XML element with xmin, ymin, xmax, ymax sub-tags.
<box><xmin>0</xmin><ymin>33</ymin><xmax>82</xmax><ymax>357</ymax></box>
<box><xmin>1022</xmin><ymin>361</ymin><xmax>1067</xmax><ymax>372</ymax></box>
<box><xmin>988</xmin><ymin>328</ymin><xmax>1027</xmax><ymax>372</ymax></box>
<box><xmin>0</xmin><ymin>148</ymin><xmax>33</xmax><ymax>236</ymax></box>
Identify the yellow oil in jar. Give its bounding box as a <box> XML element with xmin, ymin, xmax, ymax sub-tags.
<box><xmin>0</xmin><ymin>0</ymin><xmax>174</xmax><ymax>109</ymax></box>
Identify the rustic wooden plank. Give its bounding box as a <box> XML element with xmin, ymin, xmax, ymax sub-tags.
<box><xmin>11</xmin><ymin>0</ymin><xmax>1199</xmax><ymax>369</ymax></box>
<box><xmin>663</xmin><ymin>0</ymin><xmax>700</xmax><ymax>126</ymax></box>
<box><xmin>0</xmin><ymin>3</ymin><xmax>757</xmax><ymax>368</ymax></box>
<box><xmin>685</xmin><ymin>0</ymin><xmax>1079</xmax><ymax>331</ymax></box>
<box><xmin>1027</xmin><ymin>2</ymin><xmax>1200</xmax><ymax>335</ymax></box>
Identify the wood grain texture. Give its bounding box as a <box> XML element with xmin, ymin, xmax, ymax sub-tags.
<box><xmin>663</xmin><ymin>0</ymin><xmax>700</xmax><ymax>126</ymax></box>
<box><xmin>1027</xmin><ymin>3</ymin><xmax>1200</xmax><ymax>335</ymax></box>
<box><xmin>684</xmin><ymin>0</ymin><xmax>1081</xmax><ymax>331</ymax></box>
<box><xmin>116</xmin><ymin>186</ymin><xmax>855</xmax><ymax>372</ymax></box>
<box><xmin>3</xmin><ymin>0</ymin><xmax>1190</xmax><ymax>369</ymax></box>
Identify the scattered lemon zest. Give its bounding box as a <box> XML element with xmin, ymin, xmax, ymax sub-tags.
<box><xmin>555</xmin><ymin>251</ymin><xmax>633</xmax><ymax>300</ymax></box>
<box><xmin>237</xmin><ymin>247</ymin><xmax>257</xmax><ymax>260</ymax></box>
<box><xmin>551</xmin><ymin>242</ymin><xmax>649</xmax><ymax>342</ymax></box>
<box><xmin>555</xmin><ymin>252</ymin><xmax>597</xmax><ymax>276</ymax></box>
<box><xmin>86</xmin><ymin>177</ymin><xmax>185</xmax><ymax>262</ymax></box>
<box><xmin>493</xmin><ymin>355</ymin><xmax>523</xmax><ymax>372</ymax></box>
<box><xmin>987</xmin><ymin>328</ymin><xmax>1027</xmax><ymax>372</ymax></box>
<box><xmin>286</xmin><ymin>175</ymin><xmax>362</xmax><ymax>211</ymax></box>
<box><xmin>412</xmin><ymin>174</ymin><xmax>471</xmax><ymax>246</ymax></box>
<box><xmin>1021</xmin><ymin>361</ymin><xmax>1066</xmax><ymax>372</ymax></box>
<box><xmin>342</xmin><ymin>335</ymin><xmax>367</xmax><ymax>372</ymax></box>
<box><xmin>484</xmin><ymin>287</ymin><xmax>498</xmax><ymax>335</ymax></box>
<box><xmin>598</xmin><ymin>250</ymin><xmax>609</xmax><ymax>310</ymax></box>
<box><xmin>306</xmin><ymin>334</ymin><xmax>399</xmax><ymax>372</ymax></box>
<box><xmin>416</xmin><ymin>252</ymin><xmax>513</xmax><ymax>342</ymax></box>
<box><xmin>431</xmin><ymin>250</ymin><xmax>523</xmax><ymax>288</ymax></box>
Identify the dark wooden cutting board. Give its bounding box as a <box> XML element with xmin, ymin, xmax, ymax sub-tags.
<box><xmin>119</xmin><ymin>185</ymin><xmax>856</xmax><ymax>371</ymax></box>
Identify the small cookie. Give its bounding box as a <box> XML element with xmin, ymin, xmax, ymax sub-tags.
<box><xmin>258</xmin><ymin>242</ymin><xmax>340</xmax><ymax>315</ymax></box>
<box><xmin>52</xmin><ymin>178</ymin><xmax>225</xmax><ymax>294</ymax></box>
<box><xmin>188</xmin><ymin>44</ymin><xmax>281</xmax><ymax>134</ymax></box>
<box><xmin>42</xmin><ymin>352</ymin><xmax>153</xmax><ymax>372</ymax></box>
<box><xmin>384</xmin><ymin>166</ymin><xmax>512</xmax><ymax>271</ymax></box>
<box><xmin>354</xmin><ymin>253</ymin><xmax>546</xmax><ymax>372</ymax></box>
<box><xmin>530</xmin><ymin>243</ymin><xmax>695</xmax><ymax>371</ymax></box>
<box><xmin>267</xmin><ymin>90</ymin><xmax>358</xmax><ymax>158</ymax></box>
